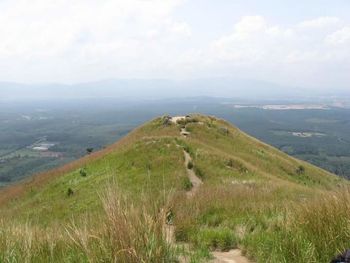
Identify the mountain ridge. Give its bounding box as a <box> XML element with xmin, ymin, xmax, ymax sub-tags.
<box><xmin>0</xmin><ymin>114</ymin><xmax>341</xmax><ymax>205</ymax></box>
<box><xmin>0</xmin><ymin>114</ymin><xmax>347</xmax><ymax>262</ymax></box>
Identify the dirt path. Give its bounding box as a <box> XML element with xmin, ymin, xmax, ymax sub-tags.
<box><xmin>164</xmin><ymin>224</ymin><xmax>175</xmax><ymax>244</ymax></box>
<box><xmin>211</xmin><ymin>249</ymin><xmax>251</xmax><ymax>263</ymax></box>
<box><xmin>183</xmin><ymin>150</ymin><xmax>202</xmax><ymax>197</ymax></box>
<box><xmin>167</xmin><ymin>116</ymin><xmax>253</xmax><ymax>263</ymax></box>
<box><xmin>164</xmin><ymin>149</ymin><xmax>201</xmax><ymax>244</ymax></box>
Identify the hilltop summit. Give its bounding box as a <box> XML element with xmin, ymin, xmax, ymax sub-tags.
<box><xmin>0</xmin><ymin>115</ymin><xmax>346</xmax><ymax>262</ymax></box>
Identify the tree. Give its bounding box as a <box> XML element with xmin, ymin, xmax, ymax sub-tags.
<box><xmin>86</xmin><ymin>148</ymin><xmax>94</xmax><ymax>154</ymax></box>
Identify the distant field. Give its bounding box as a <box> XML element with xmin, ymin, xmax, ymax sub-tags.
<box><xmin>1</xmin><ymin>98</ymin><xmax>350</xmax><ymax>184</ymax></box>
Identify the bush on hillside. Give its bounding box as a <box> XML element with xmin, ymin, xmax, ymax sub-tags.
<box><xmin>67</xmin><ymin>188</ymin><xmax>74</xmax><ymax>197</ymax></box>
<box><xmin>219</xmin><ymin>126</ymin><xmax>229</xmax><ymax>136</ymax></box>
<box><xmin>187</xmin><ymin>161</ymin><xmax>194</xmax><ymax>169</ymax></box>
<box><xmin>296</xmin><ymin>165</ymin><xmax>306</xmax><ymax>175</ymax></box>
<box><xmin>226</xmin><ymin>159</ymin><xmax>248</xmax><ymax>174</ymax></box>
<box><xmin>162</xmin><ymin>115</ymin><xmax>172</xmax><ymax>126</ymax></box>
<box><xmin>86</xmin><ymin>148</ymin><xmax>94</xmax><ymax>154</ymax></box>
<box><xmin>79</xmin><ymin>168</ymin><xmax>87</xmax><ymax>177</ymax></box>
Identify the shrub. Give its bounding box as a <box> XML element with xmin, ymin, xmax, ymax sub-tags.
<box><xmin>67</xmin><ymin>188</ymin><xmax>74</xmax><ymax>197</ymax></box>
<box><xmin>86</xmin><ymin>148</ymin><xmax>94</xmax><ymax>154</ymax></box>
<box><xmin>219</xmin><ymin>126</ymin><xmax>229</xmax><ymax>135</ymax></box>
<box><xmin>79</xmin><ymin>168</ymin><xmax>87</xmax><ymax>177</ymax></box>
<box><xmin>226</xmin><ymin>159</ymin><xmax>249</xmax><ymax>174</ymax></box>
<box><xmin>296</xmin><ymin>165</ymin><xmax>306</xmax><ymax>175</ymax></box>
<box><xmin>176</xmin><ymin>117</ymin><xmax>198</xmax><ymax>126</ymax></box>
<box><xmin>176</xmin><ymin>119</ymin><xmax>187</xmax><ymax>126</ymax></box>
<box><xmin>162</xmin><ymin>115</ymin><xmax>171</xmax><ymax>126</ymax></box>
<box><xmin>187</xmin><ymin>161</ymin><xmax>193</xmax><ymax>170</ymax></box>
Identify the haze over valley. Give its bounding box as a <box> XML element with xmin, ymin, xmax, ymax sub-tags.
<box><xmin>1</xmin><ymin>95</ymin><xmax>350</xmax><ymax>186</ymax></box>
<box><xmin>1</xmin><ymin>1</ymin><xmax>350</xmax><ymax>262</ymax></box>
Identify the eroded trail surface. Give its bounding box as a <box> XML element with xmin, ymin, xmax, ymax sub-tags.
<box><xmin>168</xmin><ymin>116</ymin><xmax>253</xmax><ymax>263</ymax></box>
<box><xmin>211</xmin><ymin>249</ymin><xmax>252</xmax><ymax>263</ymax></box>
<box><xmin>183</xmin><ymin>150</ymin><xmax>202</xmax><ymax>197</ymax></box>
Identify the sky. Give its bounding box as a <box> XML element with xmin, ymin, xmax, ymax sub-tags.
<box><xmin>0</xmin><ymin>0</ymin><xmax>350</xmax><ymax>90</ymax></box>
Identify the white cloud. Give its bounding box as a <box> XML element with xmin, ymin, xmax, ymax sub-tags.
<box><xmin>326</xmin><ymin>27</ymin><xmax>350</xmax><ymax>45</ymax></box>
<box><xmin>0</xmin><ymin>2</ymin><xmax>349</xmax><ymax>89</ymax></box>
<box><xmin>211</xmin><ymin>16</ymin><xmax>345</xmax><ymax>64</ymax></box>
<box><xmin>0</xmin><ymin>0</ymin><xmax>189</xmax><ymax>82</ymax></box>
<box><xmin>234</xmin><ymin>16</ymin><xmax>267</xmax><ymax>38</ymax></box>
<box><xmin>210</xmin><ymin>16</ymin><xmax>296</xmax><ymax>63</ymax></box>
<box><xmin>298</xmin><ymin>17</ymin><xmax>340</xmax><ymax>29</ymax></box>
<box><xmin>194</xmin><ymin>16</ymin><xmax>350</xmax><ymax>88</ymax></box>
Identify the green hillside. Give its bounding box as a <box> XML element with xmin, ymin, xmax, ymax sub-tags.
<box><xmin>0</xmin><ymin>115</ymin><xmax>348</xmax><ymax>262</ymax></box>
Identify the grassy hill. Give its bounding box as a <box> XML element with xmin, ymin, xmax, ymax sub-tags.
<box><xmin>0</xmin><ymin>115</ymin><xmax>348</xmax><ymax>262</ymax></box>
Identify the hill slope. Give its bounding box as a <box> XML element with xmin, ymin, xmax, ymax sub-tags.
<box><xmin>0</xmin><ymin>115</ymin><xmax>348</xmax><ymax>262</ymax></box>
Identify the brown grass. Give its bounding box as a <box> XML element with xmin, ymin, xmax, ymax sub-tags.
<box><xmin>64</xmin><ymin>185</ymin><xmax>176</xmax><ymax>262</ymax></box>
<box><xmin>0</xmin><ymin>185</ymin><xmax>175</xmax><ymax>262</ymax></box>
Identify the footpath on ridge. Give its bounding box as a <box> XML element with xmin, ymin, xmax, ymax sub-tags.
<box><xmin>165</xmin><ymin>116</ymin><xmax>253</xmax><ymax>263</ymax></box>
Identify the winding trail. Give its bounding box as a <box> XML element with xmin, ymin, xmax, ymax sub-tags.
<box><xmin>163</xmin><ymin>149</ymin><xmax>202</xmax><ymax>244</ymax></box>
<box><xmin>183</xmin><ymin>150</ymin><xmax>202</xmax><ymax>197</ymax></box>
<box><xmin>166</xmin><ymin>116</ymin><xmax>253</xmax><ymax>263</ymax></box>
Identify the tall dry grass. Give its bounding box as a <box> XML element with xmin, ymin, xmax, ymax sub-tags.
<box><xmin>65</xmin><ymin>186</ymin><xmax>177</xmax><ymax>263</ymax></box>
<box><xmin>281</xmin><ymin>189</ymin><xmax>350</xmax><ymax>262</ymax></box>
<box><xmin>0</xmin><ymin>186</ymin><xmax>176</xmax><ymax>263</ymax></box>
<box><xmin>242</xmin><ymin>188</ymin><xmax>350</xmax><ymax>262</ymax></box>
<box><xmin>0</xmin><ymin>221</ymin><xmax>74</xmax><ymax>262</ymax></box>
<box><xmin>173</xmin><ymin>182</ymin><xmax>350</xmax><ymax>262</ymax></box>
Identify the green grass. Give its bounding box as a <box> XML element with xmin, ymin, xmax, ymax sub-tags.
<box><xmin>193</xmin><ymin>227</ymin><xmax>237</xmax><ymax>251</ymax></box>
<box><xmin>182</xmin><ymin>176</ymin><xmax>193</xmax><ymax>191</ymax></box>
<box><xmin>5</xmin><ymin>137</ymin><xmax>186</xmax><ymax>225</ymax></box>
<box><xmin>241</xmin><ymin>190</ymin><xmax>350</xmax><ymax>262</ymax></box>
<box><xmin>0</xmin><ymin>114</ymin><xmax>348</xmax><ymax>262</ymax></box>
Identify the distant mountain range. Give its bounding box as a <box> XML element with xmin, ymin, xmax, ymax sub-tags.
<box><xmin>1</xmin><ymin>78</ymin><xmax>348</xmax><ymax>101</ymax></box>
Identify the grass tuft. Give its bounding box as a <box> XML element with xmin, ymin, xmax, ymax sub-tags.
<box><xmin>193</xmin><ymin>227</ymin><xmax>237</xmax><ymax>251</ymax></box>
<box><xmin>182</xmin><ymin>177</ymin><xmax>193</xmax><ymax>191</ymax></box>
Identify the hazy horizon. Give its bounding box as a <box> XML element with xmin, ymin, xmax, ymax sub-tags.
<box><xmin>0</xmin><ymin>0</ymin><xmax>349</xmax><ymax>92</ymax></box>
<box><xmin>1</xmin><ymin>78</ymin><xmax>349</xmax><ymax>102</ymax></box>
